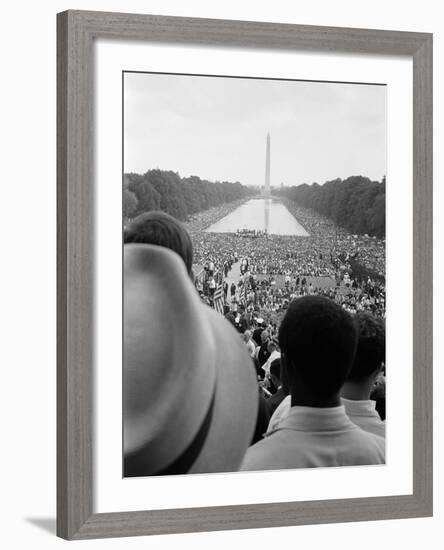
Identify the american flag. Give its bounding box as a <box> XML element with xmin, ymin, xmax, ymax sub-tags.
<box><xmin>212</xmin><ymin>283</ymin><xmax>225</xmax><ymax>314</ymax></box>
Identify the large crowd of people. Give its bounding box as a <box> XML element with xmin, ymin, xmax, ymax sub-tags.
<box><xmin>123</xmin><ymin>203</ymin><xmax>386</xmax><ymax>477</ymax></box>
<box><xmin>189</xmin><ymin>199</ymin><xmax>386</xmax><ymax>324</ymax></box>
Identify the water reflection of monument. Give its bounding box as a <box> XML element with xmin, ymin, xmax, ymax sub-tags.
<box><xmin>263</xmin><ymin>132</ymin><xmax>271</xmax><ymax>232</ymax></box>
<box><xmin>203</xmin><ymin>130</ymin><xmax>308</xmax><ymax>236</ymax></box>
<box><xmin>264</xmin><ymin>132</ymin><xmax>271</xmax><ymax>197</ymax></box>
<box><xmin>264</xmin><ymin>199</ymin><xmax>270</xmax><ymax>233</ymax></box>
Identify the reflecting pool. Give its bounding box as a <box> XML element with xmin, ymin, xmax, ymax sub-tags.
<box><xmin>205</xmin><ymin>198</ymin><xmax>309</xmax><ymax>236</ymax></box>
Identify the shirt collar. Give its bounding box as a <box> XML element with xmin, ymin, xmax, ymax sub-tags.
<box><xmin>276</xmin><ymin>405</ymin><xmax>358</xmax><ymax>433</ymax></box>
<box><xmin>341</xmin><ymin>398</ymin><xmax>380</xmax><ymax>418</ymax></box>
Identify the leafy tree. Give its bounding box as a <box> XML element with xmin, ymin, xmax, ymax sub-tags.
<box><xmin>126</xmin><ymin>173</ymin><xmax>161</xmax><ymax>213</ymax></box>
<box><xmin>123</xmin><ymin>189</ymin><xmax>138</xmax><ymax>218</ymax></box>
<box><xmin>123</xmin><ymin>169</ymin><xmax>253</xmax><ymax>221</ymax></box>
<box><xmin>276</xmin><ymin>175</ymin><xmax>386</xmax><ymax>237</ymax></box>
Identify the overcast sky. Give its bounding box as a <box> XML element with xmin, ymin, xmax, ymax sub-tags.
<box><xmin>124</xmin><ymin>72</ymin><xmax>386</xmax><ymax>187</ymax></box>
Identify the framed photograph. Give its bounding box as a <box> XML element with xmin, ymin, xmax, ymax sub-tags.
<box><xmin>57</xmin><ymin>10</ymin><xmax>433</xmax><ymax>540</ymax></box>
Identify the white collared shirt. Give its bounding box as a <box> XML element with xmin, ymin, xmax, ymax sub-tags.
<box><xmin>266</xmin><ymin>394</ymin><xmax>291</xmax><ymax>433</ymax></box>
<box><xmin>266</xmin><ymin>396</ymin><xmax>386</xmax><ymax>439</ymax></box>
<box><xmin>241</xmin><ymin>405</ymin><xmax>385</xmax><ymax>471</ymax></box>
<box><xmin>341</xmin><ymin>398</ymin><xmax>386</xmax><ymax>438</ymax></box>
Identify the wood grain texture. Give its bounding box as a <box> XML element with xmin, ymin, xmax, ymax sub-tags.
<box><xmin>56</xmin><ymin>10</ymin><xmax>68</xmax><ymax>539</ymax></box>
<box><xmin>73</xmin><ymin>493</ymin><xmax>429</xmax><ymax>539</ymax></box>
<box><xmin>56</xmin><ymin>10</ymin><xmax>433</xmax><ymax>540</ymax></box>
<box><xmin>70</xmin><ymin>10</ymin><xmax>429</xmax><ymax>54</ymax></box>
<box><xmin>57</xmin><ymin>10</ymin><xmax>94</xmax><ymax>540</ymax></box>
<box><xmin>412</xmin><ymin>34</ymin><xmax>433</xmax><ymax>514</ymax></box>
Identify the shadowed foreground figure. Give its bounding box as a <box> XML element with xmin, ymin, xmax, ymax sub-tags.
<box><xmin>241</xmin><ymin>296</ymin><xmax>385</xmax><ymax>471</ymax></box>
<box><xmin>266</xmin><ymin>311</ymin><xmax>387</xmax><ymax>436</ymax></box>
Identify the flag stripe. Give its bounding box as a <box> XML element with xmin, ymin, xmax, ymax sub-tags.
<box><xmin>213</xmin><ymin>283</ymin><xmax>224</xmax><ymax>313</ymax></box>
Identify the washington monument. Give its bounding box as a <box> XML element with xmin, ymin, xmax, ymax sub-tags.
<box><xmin>264</xmin><ymin>132</ymin><xmax>271</xmax><ymax>196</ymax></box>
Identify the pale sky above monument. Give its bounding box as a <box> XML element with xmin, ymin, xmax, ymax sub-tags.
<box><xmin>124</xmin><ymin>72</ymin><xmax>386</xmax><ymax>187</ymax></box>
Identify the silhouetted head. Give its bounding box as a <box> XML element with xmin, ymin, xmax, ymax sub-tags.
<box><xmin>279</xmin><ymin>296</ymin><xmax>358</xmax><ymax>403</ymax></box>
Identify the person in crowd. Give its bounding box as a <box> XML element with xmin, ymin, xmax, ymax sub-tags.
<box><xmin>261</xmin><ymin>338</ymin><xmax>281</xmax><ymax>378</ymax></box>
<box><xmin>239</xmin><ymin>306</ymin><xmax>253</xmax><ymax>332</ymax></box>
<box><xmin>243</xmin><ymin>330</ymin><xmax>257</xmax><ymax>359</ymax></box>
<box><xmin>340</xmin><ymin>312</ymin><xmax>386</xmax><ymax>437</ymax></box>
<box><xmin>208</xmin><ymin>276</ymin><xmax>216</xmax><ymax>297</ymax></box>
<box><xmin>230</xmin><ymin>282</ymin><xmax>237</xmax><ymax>300</ymax></box>
<box><xmin>266</xmin><ymin>358</ymin><xmax>287</xmax><ymax>415</ymax></box>
<box><xmin>223</xmin><ymin>281</ymin><xmax>228</xmax><ymax>298</ymax></box>
<box><xmin>257</xmin><ymin>330</ymin><xmax>271</xmax><ymax>371</ymax></box>
<box><xmin>225</xmin><ymin>305</ymin><xmax>237</xmax><ymax>328</ymax></box>
<box><xmin>124</xmin><ymin>211</ymin><xmax>194</xmax><ymax>278</ymax></box>
<box><xmin>252</xmin><ymin>325</ymin><xmax>264</xmax><ymax>347</ymax></box>
<box><xmin>208</xmin><ymin>259</ymin><xmax>215</xmax><ymax>276</ymax></box>
<box><xmin>241</xmin><ymin>296</ymin><xmax>385</xmax><ymax>471</ymax></box>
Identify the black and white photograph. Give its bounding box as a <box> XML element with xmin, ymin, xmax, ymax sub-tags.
<box><xmin>123</xmin><ymin>71</ymin><xmax>387</xmax><ymax>477</ymax></box>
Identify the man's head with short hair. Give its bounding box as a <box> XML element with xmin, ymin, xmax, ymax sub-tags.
<box><xmin>279</xmin><ymin>296</ymin><xmax>358</xmax><ymax>404</ymax></box>
<box><xmin>124</xmin><ymin>211</ymin><xmax>193</xmax><ymax>277</ymax></box>
<box><xmin>347</xmin><ymin>312</ymin><xmax>385</xmax><ymax>382</ymax></box>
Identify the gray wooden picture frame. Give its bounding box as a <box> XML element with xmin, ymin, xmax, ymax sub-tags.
<box><xmin>57</xmin><ymin>9</ymin><xmax>433</xmax><ymax>540</ymax></box>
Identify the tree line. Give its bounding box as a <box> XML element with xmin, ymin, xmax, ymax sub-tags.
<box><xmin>275</xmin><ymin>176</ymin><xmax>386</xmax><ymax>238</ymax></box>
<box><xmin>124</xmin><ymin>169</ymin><xmax>253</xmax><ymax>221</ymax></box>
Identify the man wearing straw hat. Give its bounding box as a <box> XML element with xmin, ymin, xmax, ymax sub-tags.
<box><xmin>123</xmin><ymin>244</ymin><xmax>259</xmax><ymax>476</ymax></box>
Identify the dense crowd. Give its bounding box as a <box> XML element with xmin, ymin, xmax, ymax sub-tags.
<box><xmin>188</xmin><ymin>198</ymin><xmax>385</xmax><ymax>277</ymax></box>
<box><xmin>189</xmin><ymin>199</ymin><xmax>386</xmax><ymax>323</ymax></box>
